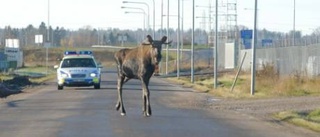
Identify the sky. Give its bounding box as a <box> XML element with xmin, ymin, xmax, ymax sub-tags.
<box><xmin>0</xmin><ymin>0</ymin><xmax>319</xmax><ymax>35</ymax></box>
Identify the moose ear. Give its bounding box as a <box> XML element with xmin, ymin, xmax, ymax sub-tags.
<box><xmin>146</xmin><ymin>35</ymin><xmax>153</xmax><ymax>43</ymax></box>
<box><xmin>141</xmin><ymin>35</ymin><xmax>153</xmax><ymax>45</ymax></box>
<box><xmin>161</xmin><ymin>36</ymin><xmax>167</xmax><ymax>43</ymax></box>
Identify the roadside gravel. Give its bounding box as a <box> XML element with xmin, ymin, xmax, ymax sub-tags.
<box><xmin>208</xmin><ymin>96</ymin><xmax>320</xmax><ymax>120</ymax></box>
<box><xmin>157</xmin><ymin>79</ymin><xmax>320</xmax><ymax>135</ymax></box>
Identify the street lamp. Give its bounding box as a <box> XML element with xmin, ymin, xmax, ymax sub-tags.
<box><xmin>251</xmin><ymin>0</ymin><xmax>258</xmax><ymax>95</ymax></box>
<box><xmin>181</xmin><ymin>0</ymin><xmax>186</xmax><ymax>66</ymax></box>
<box><xmin>123</xmin><ymin>1</ymin><xmax>150</xmax><ymax>33</ymax></box>
<box><xmin>166</xmin><ymin>0</ymin><xmax>170</xmax><ymax>75</ymax></box>
<box><xmin>121</xmin><ymin>6</ymin><xmax>147</xmax><ymax>13</ymax></box>
<box><xmin>47</xmin><ymin>0</ymin><xmax>50</xmax><ymax>43</ymax></box>
<box><xmin>214</xmin><ymin>0</ymin><xmax>218</xmax><ymax>89</ymax></box>
<box><xmin>163</xmin><ymin>14</ymin><xmax>182</xmax><ymax>78</ymax></box>
<box><xmin>160</xmin><ymin>0</ymin><xmax>164</xmax><ymax>37</ymax></box>
<box><xmin>123</xmin><ymin>0</ymin><xmax>154</xmax><ymax>38</ymax></box>
<box><xmin>124</xmin><ymin>11</ymin><xmax>146</xmax><ymax>38</ymax></box>
<box><xmin>121</xmin><ymin>6</ymin><xmax>147</xmax><ymax>40</ymax></box>
<box><xmin>46</xmin><ymin>0</ymin><xmax>50</xmax><ymax>75</ymax></box>
<box><xmin>191</xmin><ymin>0</ymin><xmax>195</xmax><ymax>83</ymax></box>
<box><xmin>121</xmin><ymin>6</ymin><xmax>148</xmax><ymax>28</ymax></box>
<box><xmin>151</xmin><ymin>0</ymin><xmax>155</xmax><ymax>38</ymax></box>
<box><xmin>196</xmin><ymin>1</ymin><xmax>219</xmax><ymax>88</ymax></box>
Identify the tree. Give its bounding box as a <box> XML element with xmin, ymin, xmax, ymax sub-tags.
<box><xmin>38</xmin><ymin>22</ymin><xmax>48</xmax><ymax>42</ymax></box>
<box><xmin>311</xmin><ymin>27</ymin><xmax>320</xmax><ymax>36</ymax></box>
<box><xmin>53</xmin><ymin>27</ymin><xmax>67</xmax><ymax>46</ymax></box>
<box><xmin>4</xmin><ymin>26</ymin><xmax>13</xmax><ymax>39</ymax></box>
<box><xmin>25</xmin><ymin>24</ymin><xmax>37</xmax><ymax>46</ymax></box>
<box><xmin>109</xmin><ymin>32</ymin><xmax>116</xmax><ymax>45</ymax></box>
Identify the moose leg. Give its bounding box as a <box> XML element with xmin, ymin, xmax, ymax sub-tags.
<box><xmin>142</xmin><ymin>92</ymin><xmax>146</xmax><ymax>115</ymax></box>
<box><xmin>141</xmin><ymin>78</ymin><xmax>151</xmax><ymax>117</ymax></box>
<box><xmin>116</xmin><ymin>75</ymin><xmax>126</xmax><ymax>116</ymax></box>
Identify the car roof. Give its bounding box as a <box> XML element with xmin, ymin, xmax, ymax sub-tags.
<box><xmin>62</xmin><ymin>55</ymin><xmax>94</xmax><ymax>59</ymax></box>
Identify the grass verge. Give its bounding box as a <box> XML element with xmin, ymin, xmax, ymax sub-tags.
<box><xmin>273</xmin><ymin>109</ymin><xmax>320</xmax><ymax>132</ymax></box>
<box><xmin>1</xmin><ymin>66</ymin><xmax>56</xmax><ymax>84</ymax></box>
<box><xmin>166</xmin><ymin>62</ymin><xmax>320</xmax><ymax>99</ymax></box>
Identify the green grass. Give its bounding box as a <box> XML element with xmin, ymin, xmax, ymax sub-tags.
<box><xmin>1</xmin><ymin>66</ymin><xmax>56</xmax><ymax>83</ymax></box>
<box><xmin>16</xmin><ymin>66</ymin><xmax>55</xmax><ymax>73</ymax></box>
<box><xmin>0</xmin><ymin>74</ymin><xmax>13</xmax><ymax>81</ymax></box>
<box><xmin>274</xmin><ymin>109</ymin><xmax>320</xmax><ymax>132</ymax></box>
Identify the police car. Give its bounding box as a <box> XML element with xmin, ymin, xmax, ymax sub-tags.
<box><xmin>54</xmin><ymin>51</ymin><xmax>101</xmax><ymax>90</ymax></box>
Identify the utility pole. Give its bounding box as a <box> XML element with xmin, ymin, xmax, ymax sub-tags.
<box><xmin>214</xmin><ymin>0</ymin><xmax>218</xmax><ymax>89</ymax></box>
<box><xmin>293</xmin><ymin>0</ymin><xmax>296</xmax><ymax>46</ymax></box>
<box><xmin>251</xmin><ymin>0</ymin><xmax>258</xmax><ymax>95</ymax></box>
<box><xmin>46</xmin><ymin>0</ymin><xmax>50</xmax><ymax>75</ymax></box>
<box><xmin>177</xmin><ymin>0</ymin><xmax>181</xmax><ymax>78</ymax></box>
<box><xmin>191</xmin><ymin>0</ymin><xmax>195</xmax><ymax>83</ymax></box>
<box><xmin>166</xmin><ymin>0</ymin><xmax>170</xmax><ymax>75</ymax></box>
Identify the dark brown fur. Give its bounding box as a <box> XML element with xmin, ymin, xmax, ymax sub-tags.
<box><xmin>114</xmin><ymin>35</ymin><xmax>171</xmax><ymax>117</ymax></box>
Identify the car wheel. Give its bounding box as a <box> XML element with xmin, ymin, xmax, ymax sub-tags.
<box><xmin>58</xmin><ymin>85</ymin><xmax>64</xmax><ymax>90</ymax></box>
<box><xmin>94</xmin><ymin>83</ymin><xmax>100</xmax><ymax>89</ymax></box>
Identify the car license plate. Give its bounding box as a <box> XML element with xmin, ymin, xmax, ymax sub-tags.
<box><xmin>74</xmin><ymin>79</ymin><xmax>84</xmax><ymax>82</ymax></box>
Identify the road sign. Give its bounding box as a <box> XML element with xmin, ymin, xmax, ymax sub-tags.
<box><xmin>240</xmin><ymin>30</ymin><xmax>253</xmax><ymax>39</ymax></box>
<box><xmin>262</xmin><ymin>39</ymin><xmax>273</xmax><ymax>46</ymax></box>
<box><xmin>243</xmin><ymin>39</ymin><xmax>252</xmax><ymax>49</ymax></box>
<box><xmin>35</xmin><ymin>35</ymin><xmax>43</xmax><ymax>44</ymax></box>
<box><xmin>44</xmin><ymin>42</ymin><xmax>51</xmax><ymax>48</ymax></box>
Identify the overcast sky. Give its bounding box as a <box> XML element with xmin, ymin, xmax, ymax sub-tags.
<box><xmin>0</xmin><ymin>0</ymin><xmax>319</xmax><ymax>35</ymax></box>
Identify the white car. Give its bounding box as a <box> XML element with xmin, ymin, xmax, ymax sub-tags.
<box><xmin>54</xmin><ymin>51</ymin><xmax>102</xmax><ymax>90</ymax></box>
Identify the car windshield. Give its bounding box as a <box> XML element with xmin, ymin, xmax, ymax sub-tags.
<box><xmin>61</xmin><ymin>58</ymin><xmax>96</xmax><ymax>68</ymax></box>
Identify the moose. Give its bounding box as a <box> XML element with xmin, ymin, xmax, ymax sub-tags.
<box><xmin>114</xmin><ymin>35</ymin><xmax>172</xmax><ymax>117</ymax></box>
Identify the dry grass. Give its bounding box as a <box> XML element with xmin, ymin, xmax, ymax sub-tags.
<box><xmin>23</xmin><ymin>46</ymin><xmax>115</xmax><ymax>67</ymax></box>
<box><xmin>159</xmin><ymin>59</ymin><xmax>212</xmax><ymax>75</ymax></box>
<box><xmin>167</xmin><ymin>62</ymin><xmax>320</xmax><ymax>99</ymax></box>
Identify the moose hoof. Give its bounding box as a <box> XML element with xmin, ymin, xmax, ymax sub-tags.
<box><xmin>143</xmin><ymin>112</ymin><xmax>151</xmax><ymax>117</ymax></box>
<box><xmin>121</xmin><ymin>113</ymin><xmax>126</xmax><ymax>116</ymax></box>
<box><xmin>115</xmin><ymin>104</ymin><xmax>120</xmax><ymax>111</ymax></box>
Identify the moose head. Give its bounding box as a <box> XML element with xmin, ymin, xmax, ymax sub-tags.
<box><xmin>142</xmin><ymin>35</ymin><xmax>172</xmax><ymax>65</ymax></box>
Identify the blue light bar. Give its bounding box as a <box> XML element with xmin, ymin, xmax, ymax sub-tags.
<box><xmin>64</xmin><ymin>51</ymin><xmax>77</xmax><ymax>55</ymax></box>
<box><xmin>78</xmin><ymin>51</ymin><xmax>93</xmax><ymax>55</ymax></box>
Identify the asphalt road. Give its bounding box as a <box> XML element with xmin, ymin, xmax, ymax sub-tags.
<box><xmin>0</xmin><ymin>69</ymin><xmax>313</xmax><ymax>137</ymax></box>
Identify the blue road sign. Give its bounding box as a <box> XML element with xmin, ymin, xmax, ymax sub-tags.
<box><xmin>262</xmin><ymin>39</ymin><xmax>273</xmax><ymax>47</ymax></box>
<box><xmin>240</xmin><ymin>30</ymin><xmax>253</xmax><ymax>39</ymax></box>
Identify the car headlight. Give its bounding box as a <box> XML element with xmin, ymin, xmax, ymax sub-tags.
<box><xmin>60</xmin><ymin>71</ymin><xmax>69</xmax><ymax>78</ymax></box>
<box><xmin>61</xmin><ymin>73</ymin><xmax>68</xmax><ymax>78</ymax></box>
<box><xmin>90</xmin><ymin>73</ymin><xmax>97</xmax><ymax>77</ymax></box>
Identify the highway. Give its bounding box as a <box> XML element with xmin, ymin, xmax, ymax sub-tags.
<box><xmin>0</xmin><ymin>69</ymin><xmax>312</xmax><ymax>137</ymax></box>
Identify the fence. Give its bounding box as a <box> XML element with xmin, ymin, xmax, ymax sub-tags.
<box><xmin>240</xmin><ymin>44</ymin><xmax>320</xmax><ymax>77</ymax></box>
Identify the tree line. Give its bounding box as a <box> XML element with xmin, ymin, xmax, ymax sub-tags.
<box><xmin>1</xmin><ymin>21</ymin><xmax>319</xmax><ymax>48</ymax></box>
<box><xmin>0</xmin><ymin>22</ymin><xmax>140</xmax><ymax>47</ymax></box>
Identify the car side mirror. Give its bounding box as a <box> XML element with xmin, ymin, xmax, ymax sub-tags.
<box><xmin>54</xmin><ymin>65</ymin><xmax>59</xmax><ymax>69</ymax></box>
